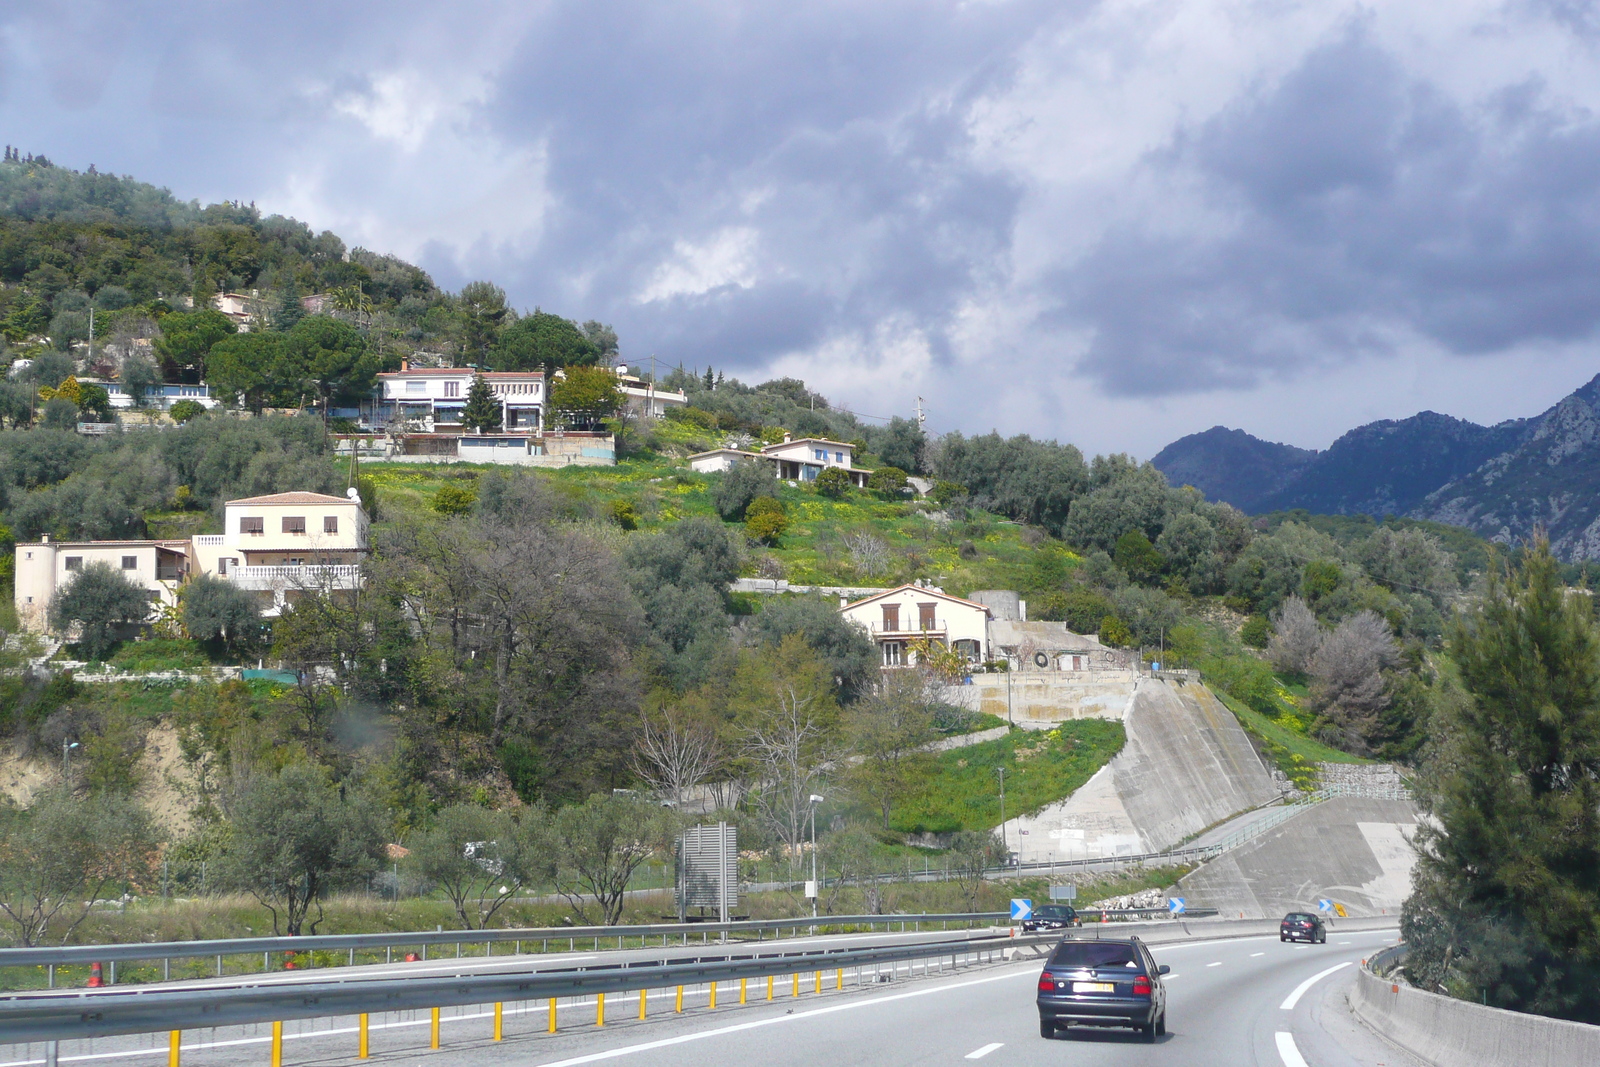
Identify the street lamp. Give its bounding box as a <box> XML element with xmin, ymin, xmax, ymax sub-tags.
<box><xmin>62</xmin><ymin>740</ymin><xmax>79</xmax><ymax>781</ymax></box>
<box><xmin>808</xmin><ymin>794</ymin><xmax>825</xmax><ymax>920</ymax></box>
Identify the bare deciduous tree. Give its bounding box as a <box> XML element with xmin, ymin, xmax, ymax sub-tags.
<box><xmin>845</xmin><ymin>670</ymin><xmax>938</xmax><ymax>829</ymax></box>
<box><xmin>1268</xmin><ymin>596</ymin><xmax>1323</xmax><ymax>673</ymax></box>
<box><xmin>631</xmin><ymin>703</ymin><xmax>725</xmax><ymax>807</ymax></box>
<box><xmin>741</xmin><ymin>650</ymin><xmax>839</xmax><ymax>869</ymax></box>
<box><xmin>843</xmin><ymin>531</ymin><xmax>891</xmax><ymax>577</ymax></box>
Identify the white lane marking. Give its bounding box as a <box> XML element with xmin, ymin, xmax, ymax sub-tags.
<box><xmin>1338</xmin><ymin>941</ymin><xmax>1351</xmax><ymax>945</ymax></box>
<box><xmin>1206</xmin><ymin>962</ymin><xmax>1221</xmax><ymax>967</ymax></box>
<box><xmin>1163</xmin><ymin>974</ymin><xmax>1180</xmax><ymax>980</ymax></box>
<box><xmin>525</xmin><ymin>968</ymin><xmax>1038</xmax><ymax>1067</ymax></box>
<box><xmin>1279</xmin><ymin>962</ymin><xmax>1352</xmax><ymax>1009</ymax></box>
<box><xmin>965</xmin><ymin>1043</ymin><xmax>1004</xmax><ymax>1059</ymax></box>
<box><xmin>1251</xmin><ymin>952</ymin><xmax>1265</xmax><ymax>957</ymax></box>
<box><xmin>1275</xmin><ymin>1031</ymin><xmax>1310</xmax><ymax>1067</ymax></box>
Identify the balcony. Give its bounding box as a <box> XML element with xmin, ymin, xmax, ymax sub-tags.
<box><xmin>867</xmin><ymin>620</ymin><xmax>947</xmax><ymax>639</ymax></box>
<box><xmin>228</xmin><ymin>564</ymin><xmax>363</xmax><ymax>591</ymax></box>
<box><xmin>194</xmin><ymin>535</ymin><xmax>225</xmax><ymax>547</ymax></box>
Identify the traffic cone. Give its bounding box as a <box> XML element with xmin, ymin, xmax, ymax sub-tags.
<box><xmin>284</xmin><ymin>950</ymin><xmax>297</xmax><ymax>970</ymax></box>
<box><xmin>87</xmin><ymin>962</ymin><xmax>104</xmax><ymax>987</ymax></box>
<box><xmin>404</xmin><ymin>952</ymin><xmax>419</xmax><ymax>962</ymax></box>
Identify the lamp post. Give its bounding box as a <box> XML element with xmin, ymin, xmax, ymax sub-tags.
<box><xmin>808</xmin><ymin>794</ymin><xmax>825</xmax><ymax>920</ymax></box>
<box><xmin>62</xmin><ymin>740</ymin><xmax>79</xmax><ymax>782</ymax></box>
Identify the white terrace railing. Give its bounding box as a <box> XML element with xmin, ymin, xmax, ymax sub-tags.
<box><xmin>230</xmin><ymin>564</ymin><xmax>363</xmax><ymax>586</ymax></box>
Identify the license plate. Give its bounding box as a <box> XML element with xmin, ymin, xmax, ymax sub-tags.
<box><xmin>1073</xmin><ymin>981</ymin><xmax>1115</xmax><ymax>993</ymax></box>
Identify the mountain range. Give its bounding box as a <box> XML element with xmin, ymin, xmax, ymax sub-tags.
<box><xmin>1151</xmin><ymin>372</ymin><xmax>1600</xmax><ymax>560</ymax></box>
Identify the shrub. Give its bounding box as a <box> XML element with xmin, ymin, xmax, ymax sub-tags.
<box><xmin>1031</xmin><ymin>589</ymin><xmax>1114</xmax><ymax>634</ymax></box>
<box><xmin>609</xmin><ymin>498</ymin><xmax>639</xmax><ymax>530</ymax></box>
<box><xmin>713</xmin><ymin>459</ymin><xmax>776</xmax><ymax>521</ymax></box>
<box><xmin>168</xmin><ymin>399</ymin><xmax>206</xmax><ymax>424</ymax></box>
<box><xmin>930</xmin><ymin>480</ymin><xmax>968</xmax><ymax>506</ymax></box>
<box><xmin>48</xmin><ymin>562</ymin><xmax>152</xmax><ymax>661</ymax></box>
<box><xmin>814</xmin><ymin>467</ymin><xmax>852</xmax><ymax>499</ymax></box>
<box><xmin>745</xmin><ymin>496</ymin><xmax>789</xmax><ymax>544</ymax></box>
<box><xmin>1099</xmin><ymin>614</ymin><xmax>1133</xmax><ymax>648</ymax></box>
<box><xmin>868</xmin><ymin>466</ymin><xmax>908</xmax><ymax>496</ymax></box>
<box><xmin>433</xmin><ymin>482</ymin><xmax>478</xmax><ymax>516</ymax></box>
<box><xmin>1240</xmin><ymin>614</ymin><xmax>1271</xmax><ymax>649</ymax></box>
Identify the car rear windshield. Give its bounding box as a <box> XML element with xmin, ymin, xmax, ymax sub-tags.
<box><xmin>1048</xmin><ymin>942</ymin><xmax>1142</xmax><ymax>969</ymax></box>
<box><xmin>1285</xmin><ymin>913</ymin><xmax>1314</xmax><ymax>922</ymax></box>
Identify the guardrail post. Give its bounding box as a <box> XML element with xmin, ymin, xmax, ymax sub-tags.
<box><xmin>168</xmin><ymin>1030</ymin><xmax>180</xmax><ymax>1067</ymax></box>
<box><xmin>548</xmin><ymin>998</ymin><xmax>557</xmax><ymax>1033</ymax></box>
<box><xmin>271</xmin><ymin>1021</ymin><xmax>282</xmax><ymax>1067</ymax></box>
<box><xmin>358</xmin><ymin>1013</ymin><xmax>369</xmax><ymax>1058</ymax></box>
<box><xmin>493</xmin><ymin>1003</ymin><xmax>503</xmax><ymax>1041</ymax></box>
<box><xmin>792</xmin><ymin>972</ymin><xmax>800</xmax><ymax>997</ymax></box>
<box><xmin>676</xmin><ymin>985</ymin><xmax>684</xmax><ymax>1012</ymax></box>
<box><xmin>836</xmin><ymin>968</ymin><xmax>843</xmax><ymax>991</ymax></box>
<box><xmin>767</xmin><ymin>975</ymin><xmax>774</xmax><ymax>1000</ymax></box>
<box><xmin>709</xmin><ymin>981</ymin><xmax>717</xmax><ymax>1009</ymax></box>
<box><xmin>814</xmin><ymin>971</ymin><xmax>821</xmax><ymax>994</ymax></box>
<box><xmin>596</xmin><ymin>993</ymin><xmax>605</xmax><ymax>1027</ymax></box>
<box><xmin>44</xmin><ymin>1041</ymin><xmax>57</xmax><ymax>1067</ymax></box>
<box><xmin>430</xmin><ymin>1008</ymin><xmax>440</xmax><ymax>1049</ymax></box>
<box><xmin>740</xmin><ymin>978</ymin><xmax>747</xmax><ymax>1004</ymax></box>
<box><xmin>639</xmin><ymin>988</ymin><xmax>648</xmax><ymax>1019</ymax></box>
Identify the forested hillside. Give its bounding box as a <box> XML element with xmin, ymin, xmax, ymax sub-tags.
<box><xmin>0</xmin><ymin>154</ymin><xmax>1498</xmax><ymax>948</ymax></box>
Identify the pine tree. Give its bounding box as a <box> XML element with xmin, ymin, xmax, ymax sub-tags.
<box><xmin>461</xmin><ymin>373</ymin><xmax>501</xmax><ymax>433</ymax></box>
<box><xmin>1403</xmin><ymin>538</ymin><xmax>1600</xmax><ymax>1021</ymax></box>
<box><xmin>703</xmin><ymin>367</ymin><xmax>714</xmax><ymax>391</ymax></box>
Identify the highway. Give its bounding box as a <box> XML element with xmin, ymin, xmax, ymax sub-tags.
<box><xmin>0</xmin><ymin>925</ymin><xmax>1424</xmax><ymax>1067</ymax></box>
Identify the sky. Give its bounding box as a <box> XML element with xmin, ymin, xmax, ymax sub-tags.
<box><xmin>5</xmin><ymin>1</ymin><xmax>1600</xmax><ymax>457</ymax></box>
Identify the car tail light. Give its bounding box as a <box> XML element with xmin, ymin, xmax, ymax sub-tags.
<box><xmin>1133</xmin><ymin>975</ymin><xmax>1152</xmax><ymax>996</ymax></box>
<box><xmin>1038</xmin><ymin>974</ymin><xmax>1057</xmax><ymax>991</ymax></box>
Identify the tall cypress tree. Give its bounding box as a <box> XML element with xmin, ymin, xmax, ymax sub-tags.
<box><xmin>461</xmin><ymin>373</ymin><xmax>501</xmax><ymax>433</ymax></box>
<box><xmin>1404</xmin><ymin>538</ymin><xmax>1600</xmax><ymax>1021</ymax></box>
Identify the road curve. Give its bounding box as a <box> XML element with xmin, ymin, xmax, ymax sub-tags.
<box><xmin>0</xmin><ymin>927</ymin><xmax>1426</xmax><ymax>1067</ymax></box>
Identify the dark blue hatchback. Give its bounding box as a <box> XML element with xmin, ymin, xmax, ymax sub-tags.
<box><xmin>1036</xmin><ymin>937</ymin><xmax>1169</xmax><ymax>1041</ymax></box>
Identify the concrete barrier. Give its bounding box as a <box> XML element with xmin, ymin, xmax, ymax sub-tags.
<box><xmin>1349</xmin><ymin>947</ymin><xmax>1600</xmax><ymax>1066</ymax></box>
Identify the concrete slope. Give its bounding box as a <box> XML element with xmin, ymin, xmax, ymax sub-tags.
<box><xmin>1002</xmin><ymin>678</ymin><xmax>1280</xmax><ymax>861</ymax></box>
<box><xmin>1177</xmin><ymin>795</ymin><xmax>1419</xmax><ymax>919</ymax></box>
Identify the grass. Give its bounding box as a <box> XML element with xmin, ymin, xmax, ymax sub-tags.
<box><xmin>890</xmin><ymin>720</ymin><xmax>1126</xmax><ymax>835</ymax></box>
<box><xmin>1213</xmin><ymin>690</ymin><xmax>1367</xmax><ymax>791</ymax></box>
<box><xmin>357</xmin><ymin>456</ymin><xmax>1074</xmax><ymax>596</ymax></box>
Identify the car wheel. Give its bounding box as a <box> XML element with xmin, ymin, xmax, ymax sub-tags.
<box><xmin>1039</xmin><ymin>1019</ymin><xmax>1055</xmax><ymax>1039</ymax></box>
<box><xmin>1280</xmin><ymin>934</ymin><xmax>1286</xmax><ymax>941</ymax></box>
<box><xmin>1155</xmin><ymin>1011</ymin><xmax>1167</xmax><ymax>1037</ymax></box>
<box><xmin>1141</xmin><ymin>1023</ymin><xmax>1157</xmax><ymax>1043</ymax></box>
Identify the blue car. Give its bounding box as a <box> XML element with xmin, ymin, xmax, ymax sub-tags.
<box><xmin>1037</xmin><ymin>936</ymin><xmax>1169</xmax><ymax>1041</ymax></box>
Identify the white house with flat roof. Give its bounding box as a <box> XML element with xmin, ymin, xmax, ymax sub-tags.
<box><xmin>372</xmin><ymin>366</ymin><xmax>545</xmax><ymax>431</ymax></box>
<box><xmin>15</xmin><ymin>490</ymin><xmax>371</xmax><ymax>631</ymax></box>
<box><xmin>838</xmin><ymin>582</ymin><xmax>992</xmax><ymax>667</ymax></box>
<box><xmin>690</xmin><ymin>433</ymin><xmax>872</xmax><ymax>487</ymax></box>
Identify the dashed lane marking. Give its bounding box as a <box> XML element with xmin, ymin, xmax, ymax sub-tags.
<box><xmin>1275</xmin><ymin>1031</ymin><xmax>1310</xmax><ymax>1067</ymax></box>
<box><xmin>965</xmin><ymin>1043</ymin><xmax>1004</xmax><ymax>1059</ymax></box>
<box><xmin>1206</xmin><ymin>962</ymin><xmax>1221</xmax><ymax>967</ymax></box>
<box><xmin>1280</xmin><ymin>962</ymin><xmax>1352</xmax><ymax>1010</ymax></box>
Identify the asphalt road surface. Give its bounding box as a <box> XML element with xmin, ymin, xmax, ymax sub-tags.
<box><xmin>1</xmin><ymin>926</ymin><xmax>1426</xmax><ymax>1067</ymax></box>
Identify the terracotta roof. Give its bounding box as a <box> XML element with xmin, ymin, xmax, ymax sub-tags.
<box><xmin>36</xmin><ymin>539</ymin><xmax>189</xmax><ymax>548</ymax></box>
<box><xmin>225</xmin><ymin>492</ymin><xmax>359</xmax><ymax>506</ymax></box>
<box><xmin>837</xmin><ymin>584</ymin><xmax>994</xmax><ymax>614</ymax></box>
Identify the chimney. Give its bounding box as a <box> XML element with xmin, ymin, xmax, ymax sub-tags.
<box><xmin>41</xmin><ymin>534</ymin><xmax>49</xmax><ymax>544</ymax></box>
<box><xmin>783</xmin><ymin>431</ymin><xmax>792</xmax><ymax>443</ymax></box>
<box><xmin>401</xmin><ymin>359</ymin><xmax>409</xmax><ymax>372</ymax></box>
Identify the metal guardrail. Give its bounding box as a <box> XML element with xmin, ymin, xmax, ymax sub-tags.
<box><xmin>0</xmin><ymin>913</ymin><xmax>1008</xmax><ymax>975</ymax></box>
<box><xmin>0</xmin><ymin>932</ymin><xmax>1041</xmax><ymax>1042</ymax></box>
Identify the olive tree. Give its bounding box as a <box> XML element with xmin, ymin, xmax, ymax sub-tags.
<box><xmin>182</xmin><ymin>573</ymin><xmax>263</xmax><ymax>658</ymax></box>
<box><xmin>407</xmin><ymin>805</ymin><xmax>550</xmax><ymax>930</ymax></box>
<box><xmin>49</xmin><ymin>561</ymin><xmax>153</xmax><ymax>661</ymax></box>
<box><xmin>0</xmin><ymin>790</ymin><xmax>160</xmax><ymax>946</ymax></box>
<box><xmin>221</xmin><ymin>763</ymin><xmax>386</xmax><ymax>935</ymax></box>
<box><xmin>545</xmin><ymin>794</ymin><xmax>681</xmax><ymax>925</ymax></box>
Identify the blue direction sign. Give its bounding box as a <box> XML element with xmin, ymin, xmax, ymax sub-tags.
<box><xmin>1010</xmin><ymin>898</ymin><xmax>1033</xmax><ymax>921</ymax></box>
<box><xmin>1168</xmin><ymin>897</ymin><xmax>1186</xmax><ymax>915</ymax></box>
<box><xmin>1317</xmin><ymin>898</ymin><xmax>1334</xmax><ymax>913</ymax></box>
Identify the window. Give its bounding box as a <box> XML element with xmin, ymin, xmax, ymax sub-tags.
<box><xmin>241</xmin><ymin>516</ymin><xmax>264</xmax><ymax>535</ymax></box>
<box><xmin>283</xmin><ymin>516</ymin><xmax>307</xmax><ymax>534</ymax></box>
<box><xmin>405</xmin><ymin>381</ymin><xmax>427</xmax><ymax>394</ymax></box>
<box><xmin>835</xmin><ymin>451</ymin><xmax>844</xmax><ymax>463</ymax></box>
<box><xmin>814</xmin><ymin>449</ymin><xmax>827</xmax><ymax>461</ymax></box>
<box><xmin>217</xmin><ymin>557</ymin><xmax>227</xmax><ymax>575</ymax></box>
<box><xmin>882</xmin><ymin>604</ymin><xmax>900</xmax><ymax>631</ymax></box>
<box><xmin>919</xmin><ymin>602</ymin><xmax>937</xmax><ymax>630</ymax></box>
<box><xmin>121</xmin><ymin>556</ymin><xmax>137</xmax><ymax>570</ymax></box>
<box><xmin>883</xmin><ymin>642</ymin><xmax>904</xmax><ymax>667</ymax></box>
<box><xmin>324</xmin><ymin>515</ymin><xmax>339</xmax><ymax>534</ymax></box>
<box><xmin>444</xmin><ymin>381</ymin><xmax>459</xmax><ymax>398</ymax></box>
<box><xmin>64</xmin><ymin>557</ymin><xmax>82</xmax><ymax>571</ymax></box>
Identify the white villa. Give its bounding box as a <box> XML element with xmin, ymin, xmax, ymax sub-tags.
<box><xmin>613</xmin><ymin>366</ymin><xmax>688</xmax><ymax>419</ymax></box>
<box><xmin>689</xmin><ymin>433</ymin><xmax>873</xmax><ymax>487</ymax></box>
<box><xmin>370</xmin><ymin>365</ymin><xmax>546</xmax><ymax>432</ymax></box>
<box><xmin>838</xmin><ymin>583</ymin><xmax>994</xmax><ymax>667</ymax></box>
<box><xmin>14</xmin><ymin>490</ymin><xmax>370</xmax><ymax>630</ymax></box>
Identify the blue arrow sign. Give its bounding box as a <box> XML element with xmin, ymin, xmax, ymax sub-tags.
<box><xmin>1317</xmin><ymin>898</ymin><xmax>1334</xmax><ymax>913</ymax></box>
<box><xmin>1168</xmin><ymin>897</ymin><xmax>1186</xmax><ymax>915</ymax></box>
<box><xmin>1010</xmin><ymin>898</ymin><xmax>1033</xmax><ymax>921</ymax></box>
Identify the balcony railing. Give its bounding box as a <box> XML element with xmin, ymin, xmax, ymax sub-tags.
<box><xmin>867</xmin><ymin>620</ymin><xmax>947</xmax><ymax>638</ymax></box>
<box><xmin>228</xmin><ymin>564</ymin><xmax>363</xmax><ymax>590</ymax></box>
<box><xmin>193</xmin><ymin>535</ymin><xmax>225</xmax><ymax>547</ymax></box>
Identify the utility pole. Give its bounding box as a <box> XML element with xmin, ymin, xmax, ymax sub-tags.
<box><xmin>808</xmin><ymin>794</ymin><xmax>824</xmax><ymax>921</ymax></box>
<box><xmin>996</xmin><ymin>767</ymin><xmax>1008</xmax><ymax>862</ymax></box>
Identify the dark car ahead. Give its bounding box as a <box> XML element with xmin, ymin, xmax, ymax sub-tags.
<box><xmin>1036</xmin><ymin>937</ymin><xmax>1168</xmax><ymax>1041</ymax></box>
<box><xmin>1022</xmin><ymin>904</ymin><xmax>1080</xmax><ymax>932</ymax></box>
<box><xmin>1280</xmin><ymin>912</ymin><xmax>1326</xmax><ymax>943</ymax></box>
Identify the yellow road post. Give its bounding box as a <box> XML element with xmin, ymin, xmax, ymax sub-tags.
<box><xmin>639</xmin><ymin>988</ymin><xmax>648</xmax><ymax>1020</ymax></box>
<box><xmin>270</xmin><ymin>1022</ymin><xmax>283</xmax><ymax>1067</ymax></box>
<box><xmin>597</xmin><ymin>993</ymin><xmax>605</xmax><ymax>1027</ymax></box>
<box><xmin>430</xmin><ymin>1007</ymin><xmax>441</xmax><ymax>1049</ymax></box>
<box><xmin>792</xmin><ymin>972</ymin><xmax>800</xmax><ymax>997</ymax></box>
<box><xmin>740</xmin><ymin>978</ymin><xmax>747</xmax><ymax>1005</ymax></box>
<box><xmin>676</xmin><ymin>985</ymin><xmax>684</xmax><ymax>1012</ymax></box>
<box><xmin>767</xmin><ymin>975</ymin><xmax>774</xmax><ymax>1000</ymax></box>
<box><xmin>814</xmin><ymin>971</ymin><xmax>822</xmax><ymax>994</ymax></box>
<box><xmin>493</xmin><ymin>1002</ymin><xmax>503</xmax><ymax>1041</ymax></box>
<box><xmin>167</xmin><ymin>1031</ymin><xmax>179</xmax><ymax>1067</ymax></box>
<box><xmin>548</xmin><ymin>998</ymin><xmax>558</xmax><ymax>1033</ymax></box>
<box><xmin>836</xmin><ymin>968</ymin><xmax>843</xmax><ymax>991</ymax></box>
<box><xmin>709</xmin><ymin>981</ymin><xmax>717</xmax><ymax>1009</ymax></box>
<box><xmin>358</xmin><ymin>1014</ymin><xmax>369</xmax><ymax>1058</ymax></box>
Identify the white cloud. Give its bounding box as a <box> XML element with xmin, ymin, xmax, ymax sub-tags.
<box><xmin>638</xmin><ymin>227</ymin><xmax>762</xmax><ymax>303</ymax></box>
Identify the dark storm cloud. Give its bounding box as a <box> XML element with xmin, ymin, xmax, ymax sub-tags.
<box><xmin>1058</xmin><ymin>22</ymin><xmax>1600</xmax><ymax>396</ymax></box>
